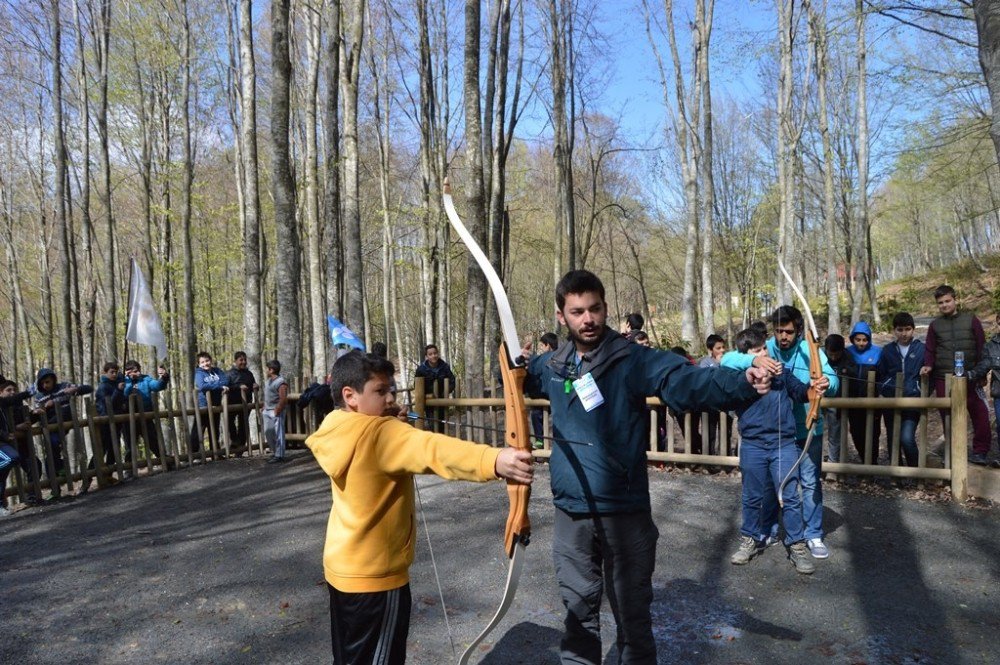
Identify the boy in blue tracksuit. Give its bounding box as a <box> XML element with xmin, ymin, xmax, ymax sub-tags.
<box><xmin>123</xmin><ymin>359</ymin><xmax>170</xmax><ymax>463</ymax></box>
<box><xmin>190</xmin><ymin>352</ymin><xmax>229</xmax><ymax>453</ymax></box>
<box><xmin>846</xmin><ymin>320</ymin><xmax>882</xmax><ymax>464</ymax></box>
<box><xmin>876</xmin><ymin>313</ymin><xmax>925</xmax><ymax>467</ymax></box>
<box><xmin>721</xmin><ymin>305</ymin><xmax>839</xmax><ymax>559</ymax></box>
<box><xmin>724</xmin><ymin>327</ymin><xmax>828</xmax><ymax>574</ymax></box>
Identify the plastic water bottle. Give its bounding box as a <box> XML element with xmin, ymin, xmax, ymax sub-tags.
<box><xmin>954</xmin><ymin>351</ymin><xmax>965</xmax><ymax>377</ymax></box>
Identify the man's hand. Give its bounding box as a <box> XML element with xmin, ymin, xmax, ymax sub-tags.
<box><xmin>919</xmin><ymin>365</ymin><xmax>932</xmax><ymax>377</ymax></box>
<box><xmin>66</xmin><ymin>385</ymin><xmax>79</xmax><ymax>395</ymax></box>
<box><xmin>519</xmin><ymin>337</ymin><xmax>533</xmax><ymax>362</ymax></box>
<box><xmin>495</xmin><ymin>448</ymin><xmax>534</xmax><ymax>484</ymax></box>
<box><xmin>811</xmin><ymin>376</ymin><xmax>830</xmax><ymax>393</ymax></box>
<box><xmin>118</xmin><ymin>382</ymin><xmax>125</xmax><ymax>391</ymax></box>
<box><xmin>752</xmin><ymin>355</ymin><xmax>782</xmax><ymax>375</ymax></box>
<box><xmin>745</xmin><ymin>367</ymin><xmax>772</xmax><ymax>395</ymax></box>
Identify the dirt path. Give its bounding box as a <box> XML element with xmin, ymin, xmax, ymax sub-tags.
<box><xmin>2</xmin><ymin>453</ymin><xmax>998</xmax><ymax>664</ymax></box>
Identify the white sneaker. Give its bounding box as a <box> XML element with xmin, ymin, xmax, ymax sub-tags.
<box><xmin>0</xmin><ymin>506</ymin><xmax>11</xmax><ymax>517</ymax></box>
<box><xmin>806</xmin><ymin>538</ymin><xmax>829</xmax><ymax>559</ymax></box>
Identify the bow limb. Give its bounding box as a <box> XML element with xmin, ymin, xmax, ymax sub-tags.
<box><xmin>776</xmin><ymin>258</ymin><xmax>825</xmax><ymax>506</ymax></box>
<box><xmin>443</xmin><ymin>179</ymin><xmax>531</xmax><ymax>664</ymax></box>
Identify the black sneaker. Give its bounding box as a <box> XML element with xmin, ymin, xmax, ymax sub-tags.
<box><xmin>788</xmin><ymin>541</ymin><xmax>816</xmax><ymax>574</ymax></box>
<box><xmin>969</xmin><ymin>453</ymin><xmax>989</xmax><ymax>466</ymax></box>
<box><xmin>731</xmin><ymin>536</ymin><xmax>764</xmax><ymax>565</ymax></box>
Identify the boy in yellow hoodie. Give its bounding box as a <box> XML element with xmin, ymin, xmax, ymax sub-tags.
<box><xmin>306</xmin><ymin>350</ymin><xmax>534</xmax><ymax>664</ymax></box>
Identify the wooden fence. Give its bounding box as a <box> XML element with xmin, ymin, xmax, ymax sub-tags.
<box><xmin>1</xmin><ymin>374</ymin><xmax>974</xmax><ymax>506</ymax></box>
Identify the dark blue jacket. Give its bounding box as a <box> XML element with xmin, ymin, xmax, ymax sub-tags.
<box><xmin>194</xmin><ymin>366</ymin><xmax>228</xmax><ymax>408</ymax></box>
<box><xmin>527</xmin><ymin>329</ymin><xmax>758</xmax><ymax>515</ymax></box>
<box><xmin>31</xmin><ymin>368</ymin><xmax>93</xmax><ymax>424</ymax></box>
<box><xmin>876</xmin><ymin>339</ymin><xmax>926</xmax><ymax>399</ymax></box>
<box><xmin>730</xmin><ymin>369</ymin><xmax>810</xmax><ymax>445</ymax></box>
<box><xmin>124</xmin><ymin>373</ymin><xmax>169</xmax><ymax>411</ymax></box>
<box><xmin>846</xmin><ymin>322</ymin><xmax>881</xmax><ymax>397</ymax></box>
<box><xmin>95</xmin><ymin>376</ymin><xmax>127</xmax><ymax>417</ymax></box>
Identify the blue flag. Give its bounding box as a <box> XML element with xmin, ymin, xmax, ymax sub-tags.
<box><xmin>327</xmin><ymin>316</ymin><xmax>365</xmax><ymax>350</ymax></box>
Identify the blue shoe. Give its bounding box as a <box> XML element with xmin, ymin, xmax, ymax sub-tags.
<box><xmin>806</xmin><ymin>538</ymin><xmax>829</xmax><ymax>559</ymax></box>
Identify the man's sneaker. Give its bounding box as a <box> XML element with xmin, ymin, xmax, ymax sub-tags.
<box><xmin>806</xmin><ymin>538</ymin><xmax>829</xmax><ymax>559</ymax></box>
<box><xmin>788</xmin><ymin>542</ymin><xmax>816</xmax><ymax>574</ymax></box>
<box><xmin>0</xmin><ymin>506</ymin><xmax>10</xmax><ymax>517</ymax></box>
<box><xmin>969</xmin><ymin>453</ymin><xmax>989</xmax><ymax>466</ymax></box>
<box><xmin>730</xmin><ymin>536</ymin><xmax>764</xmax><ymax>565</ymax></box>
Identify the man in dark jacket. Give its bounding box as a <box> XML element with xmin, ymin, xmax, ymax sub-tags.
<box><xmin>524</xmin><ymin>270</ymin><xmax>772</xmax><ymax>665</ymax></box>
<box><xmin>920</xmin><ymin>285</ymin><xmax>992</xmax><ymax>465</ymax></box>
<box><xmin>92</xmin><ymin>361</ymin><xmax>127</xmax><ymax>476</ymax></box>
<box><xmin>225</xmin><ymin>351</ymin><xmax>258</xmax><ymax>454</ymax></box>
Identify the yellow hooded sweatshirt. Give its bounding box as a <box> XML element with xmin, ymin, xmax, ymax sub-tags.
<box><xmin>306</xmin><ymin>409</ymin><xmax>501</xmax><ymax>593</ymax></box>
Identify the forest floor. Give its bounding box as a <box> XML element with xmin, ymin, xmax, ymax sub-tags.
<box><xmin>2</xmin><ymin>450</ymin><xmax>997</xmax><ymax>665</ymax></box>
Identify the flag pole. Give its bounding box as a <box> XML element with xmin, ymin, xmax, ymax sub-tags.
<box><xmin>124</xmin><ymin>256</ymin><xmax>134</xmax><ymax>363</ymax></box>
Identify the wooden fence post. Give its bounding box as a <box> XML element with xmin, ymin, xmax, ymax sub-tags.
<box><xmin>950</xmin><ymin>377</ymin><xmax>968</xmax><ymax>502</ymax></box>
<box><xmin>890</xmin><ymin>372</ymin><xmax>903</xmax><ymax>467</ymax></box>
<box><xmin>413</xmin><ymin>377</ymin><xmax>426</xmax><ymax>431</ymax></box>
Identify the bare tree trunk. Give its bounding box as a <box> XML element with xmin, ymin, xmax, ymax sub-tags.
<box><xmin>304</xmin><ymin>4</ymin><xmax>325</xmax><ymax>375</ymax></box>
<box><xmin>179</xmin><ymin>0</ymin><xmax>197</xmax><ymax>371</ymax></box>
<box><xmin>341</xmin><ymin>0</ymin><xmax>366</xmax><ymax>339</ymax></box>
<box><xmin>272</xmin><ymin>0</ymin><xmax>302</xmax><ymax>377</ymax></box>
<box><xmin>975</xmin><ymin>0</ymin><xmax>1000</xmax><ymax>168</ymax></box>
<box><xmin>854</xmin><ymin>0</ymin><xmax>879</xmax><ymax>325</ymax></box>
<box><xmin>238</xmin><ymin>0</ymin><xmax>263</xmax><ymax>382</ymax></box>
<box><xmin>416</xmin><ymin>0</ymin><xmax>439</xmax><ymax>346</ymax></box>
<box><xmin>51</xmin><ymin>0</ymin><xmax>77</xmax><ymax>379</ymax></box>
<box><xmin>463</xmin><ymin>0</ymin><xmax>487</xmax><ymax>397</ymax></box>
<box><xmin>808</xmin><ymin>0</ymin><xmax>840</xmax><ymax>334</ymax></box>
<box><xmin>72</xmin><ymin>0</ymin><xmax>95</xmax><ymax>377</ymax></box>
<box><xmin>697</xmin><ymin>0</ymin><xmax>716</xmax><ymax>339</ymax></box>
<box><xmin>323</xmin><ymin>0</ymin><xmax>343</xmax><ymax>327</ymax></box>
<box><xmin>549</xmin><ymin>0</ymin><xmax>575</xmax><ymax>271</ymax></box>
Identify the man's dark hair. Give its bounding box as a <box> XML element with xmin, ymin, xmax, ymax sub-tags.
<box><xmin>824</xmin><ymin>334</ymin><xmax>845</xmax><ymax>353</ymax></box>
<box><xmin>196</xmin><ymin>351</ymin><xmax>212</xmax><ymax>362</ymax></box>
<box><xmin>123</xmin><ymin>360</ymin><xmax>141</xmax><ymax>372</ymax></box>
<box><xmin>234</xmin><ymin>351</ymin><xmax>247</xmax><ymax>361</ymax></box>
<box><xmin>933</xmin><ymin>284</ymin><xmax>956</xmax><ymax>300</ymax></box>
<box><xmin>424</xmin><ymin>343</ymin><xmax>438</xmax><ymax>354</ymax></box>
<box><xmin>555</xmin><ymin>270</ymin><xmax>605</xmax><ymax>310</ymax></box>
<box><xmin>749</xmin><ymin>321</ymin><xmax>769</xmax><ymax>336</ymax></box>
<box><xmin>771</xmin><ymin>305</ymin><xmax>803</xmax><ymax>334</ymax></box>
<box><xmin>330</xmin><ymin>351</ymin><xmax>396</xmax><ymax>407</ymax></box>
<box><xmin>625</xmin><ymin>312</ymin><xmax>644</xmax><ymax>331</ymax></box>
<box><xmin>705</xmin><ymin>334</ymin><xmax>724</xmax><ymax>350</ymax></box>
<box><xmin>892</xmin><ymin>312</ymin><xmax>915</xmax><ymax>329</ymax></box>
<box><xmin>539</xmin><ymin>332</ymin><xmax>559</xmax><ymax>350</ymax></box>
<box><xmin>371</xmin><ymin>341</ymin><xmax>388</xmax><ymax>358</ymax></box>
<box><xmin>735</xmin><ymin>328</ymin><xmax>766</xmax><ymax>354</ymax></box>
<box><xmin>266</xmin><ymin>360</ymin><xmax>281</xmax><ymax>373</ymax></box>
<box><xmin>102</xmin><ymin>361</ymin><xmax>119</xmax><ymax>373</ymax></box>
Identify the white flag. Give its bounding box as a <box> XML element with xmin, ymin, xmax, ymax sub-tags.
<box><xmin>126</xmin><ymin>258</ymin><xmax>167</xmax><ymax>360</ymax></box>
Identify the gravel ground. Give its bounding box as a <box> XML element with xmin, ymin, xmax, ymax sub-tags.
<box><xmin>2</xmin><ymin>453</ymin><xmax>998</xmax><ymax>665</ymax></box>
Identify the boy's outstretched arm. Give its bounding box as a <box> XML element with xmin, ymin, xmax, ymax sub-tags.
<box><xmin>495</xmin><ymin>448</ymin><xmax>534</xmax><ymax>485</ymax></box>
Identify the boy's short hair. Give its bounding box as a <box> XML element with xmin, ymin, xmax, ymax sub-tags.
<box><xmin>824</xmin><ymin>334</ymin><xmax>845</xmax><ymax>353</ymax></box>
<box><xmin>0</xmin><ymin>379</ymin><xmax>17</xmax><ymax>392</ymax></box>
<box><xmin>123</xmin><ymin>360</ymin><xmax>141</xmax><ymax>372</ymax></box>
<box><xmin>424</xmin><ymin>343</ymin><xmax>438</xmax><ymax>354</ymax></box>
<box><xmin>933</xmin><ymin>284</ymin><xmax>956</xmax><ymax>300</ymax></box>
<box><xmin>540</xmin><ymin>332</ymin><xmax>559</xmax><ymax>349</ymax></box>
<box><xmin>234</xmin><ymin>351</ymin><xmax>247</xmax><ymax>361</ymax></box>
<box><xmin>749</xmin><ymin>321</ymin><xmax>769</xmax><ymax>336</ymax></box>
<box><xmin>735</xmin><ymin>328</ymin><xmax>766</xmax><ymax>354</ymax></box>
<box><xmin>371</xmin><ymin>341</ymin><xmax>388</xmax><ymax>358</ymax></box>
<box><xmin>625</xmin><ymin>312</ymin><xmax>644</xmax><ymax>331</ymax></box>
<box><xmin>197</xmin><ymin>351</ymin><xmax>212</xmax><ymax>362</ymax></box>
<box><xmin>330</xmin><ymin>351</ymin><xmax>395</xmax><ymax>407</ymax></box>
<box><xmin>634</xmin><ymin>331</ymin><xmax>650</xmax><ymax>343</ymax></box>
<box><xmin>771</xmin><ymin>305</ymin><xmax>803</xmax><ymax>333</ymax></box>
<box><xmin>892</xmin><ymin>312</ymin><xmax>915</xmax><ymax>329</ymax></box>
<box><xmin>670</xmin><ymin>346</ymin><xmax>688</xmax><ymax>357</ymax></box>
<box><xmin>556</xmin><ymin>270</ymin><xmax>605</xmax><ymax>310</ymax></box>
<box><xmin>266</xmin><ymin>360</ymin><xmax>281</xmax><ymax>373</ymax></box>
<box><xmin>705</xmin><ymin>334</ymin><xmax>724</xmax><ymax>350</ymax></box>
<box><xmin>102</xmin><ymin>361</ymin><xmax>119</xmax><ymax>373</ymax></box>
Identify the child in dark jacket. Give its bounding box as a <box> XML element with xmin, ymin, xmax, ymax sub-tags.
<box><xmin>967</xmin><ymin>310</ymin><xmax>1000</xmax><ymax>467</ymax></box>
<box><xmin>92</xmin><ymin>361</ymin><xmax>127</xmax><ymax>475</ymax></box>
<box><xmin>30</xmin><ymin>368</ymin><xmax>93</xmax><ymax>483</ymax></box>
<box><xmin>1</xmin><ymin>380</ymin><xmax>33</xmax><ymax>515</ymax></box>
<box><xmin>876</xmin><ymin>313</ymin><xmax>926</xmax><ymax>467</ymax></box>
<box><xmin>722</xmin><ymin>328</ymin><xmax>828</xmax><ymax>575</ymax></box>
<box><xmin>823</xmin><ymin>335</ymin><xmax>856</xmax><ymax>463</ymax></box>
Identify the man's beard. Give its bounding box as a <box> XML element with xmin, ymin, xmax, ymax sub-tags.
<box><xmin>568</xmin><ymin>324</ymin><xmax>605</xmax><ymax>349</ymax></box>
